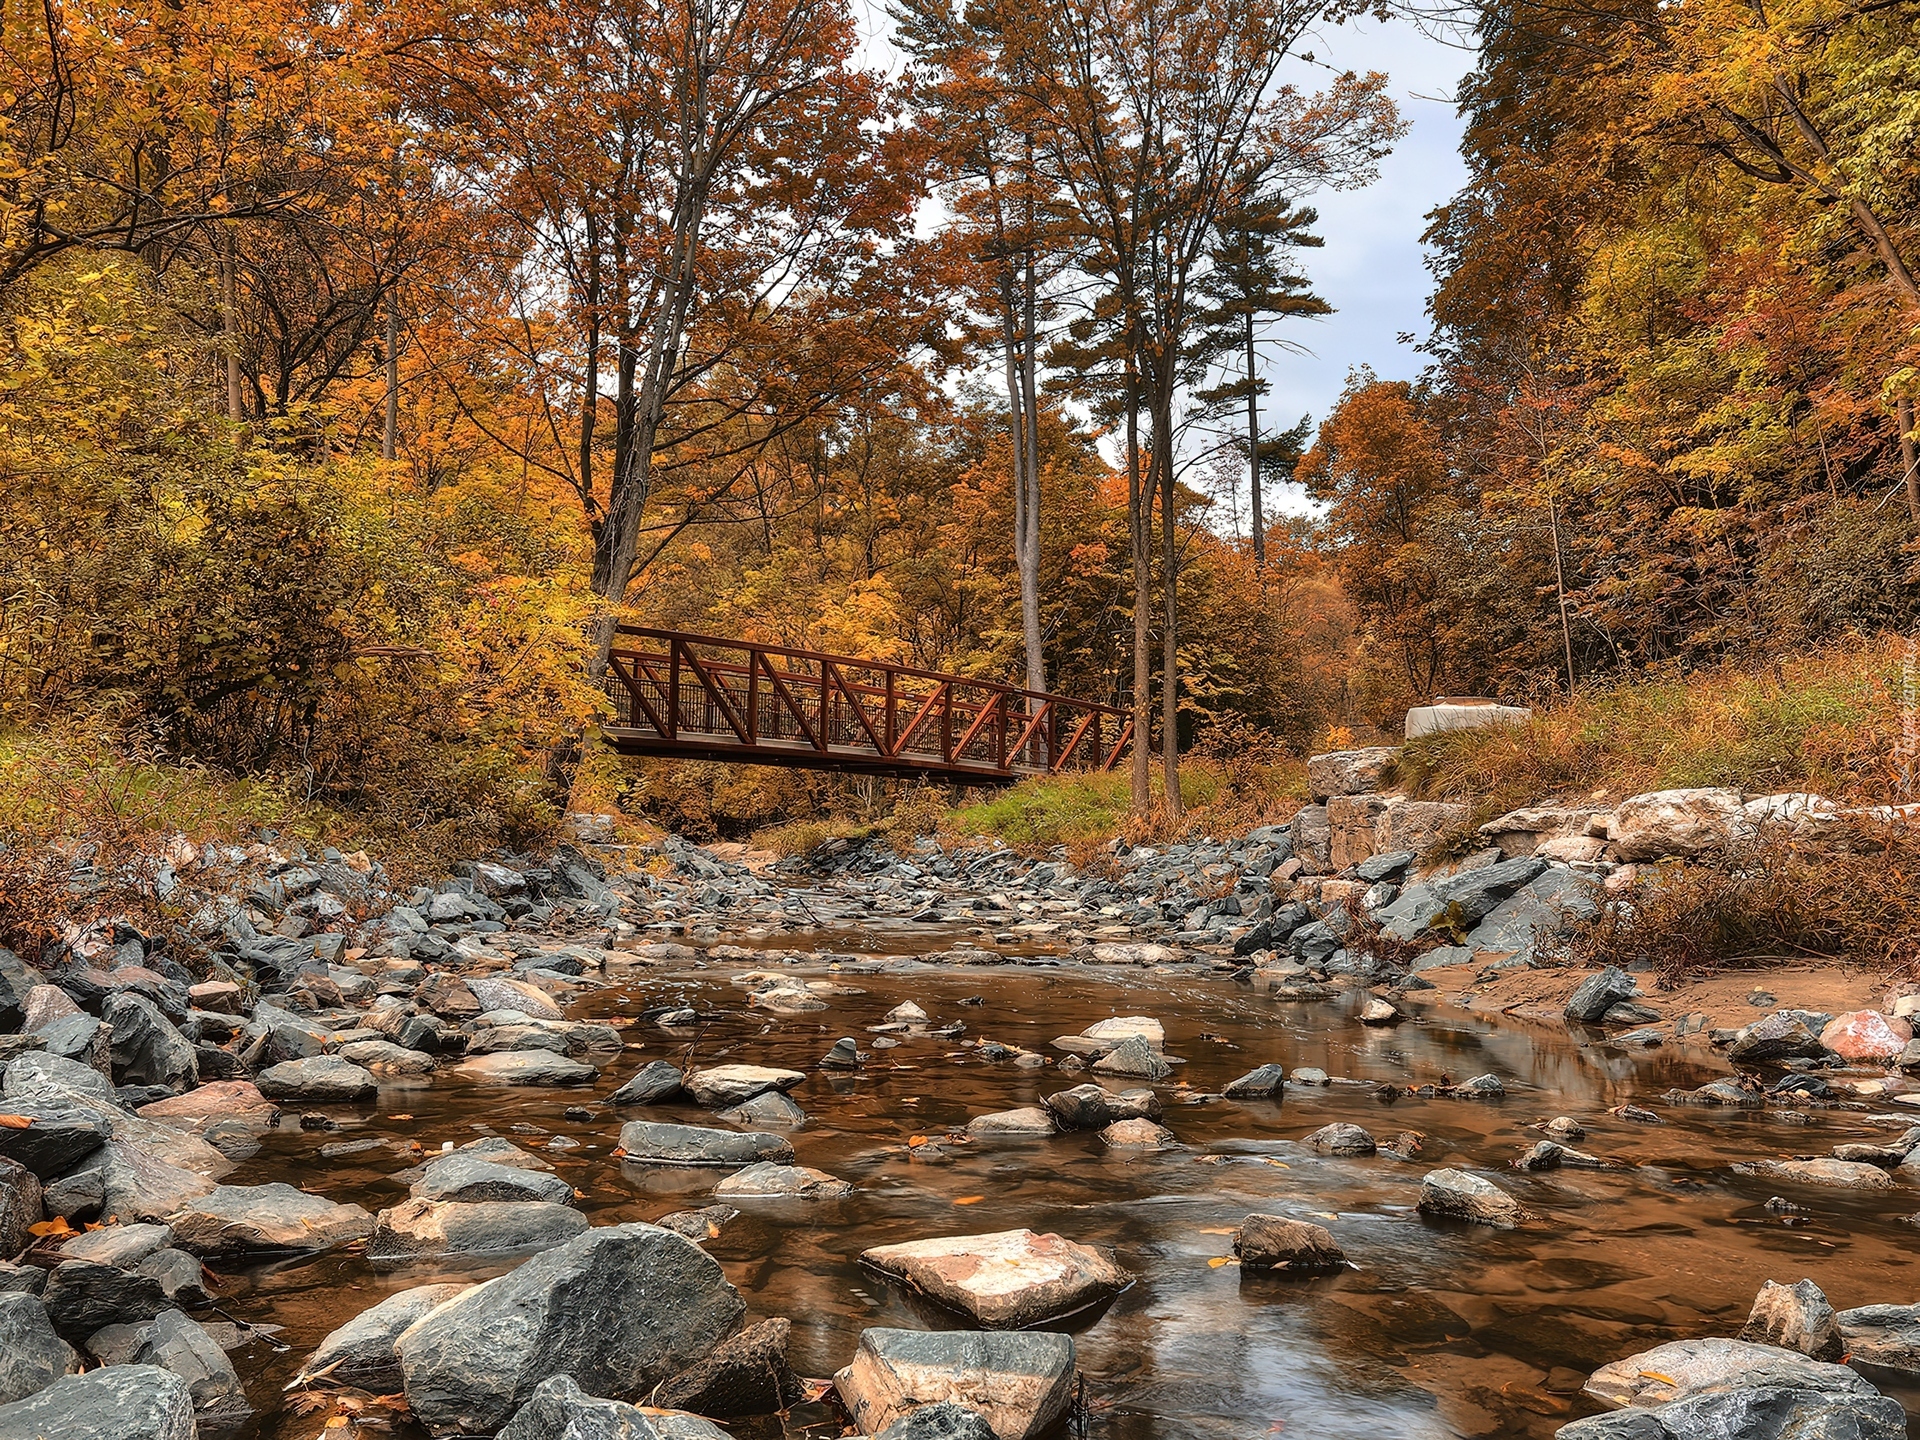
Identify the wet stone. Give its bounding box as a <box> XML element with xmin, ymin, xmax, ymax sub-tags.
<box><xmin>835</xmin><ymin>1328</ymin><xmax>1077</xmax><ymax>1440</ymax></box>
<box><xmin>1306</xmin><ymin>1123</ymin><xmax>1376</xmax><ymax>1157</ymax></box>
<box><xmin>860</xmin><ymin>1229</ymin><xmax>1129</xmax><ymax>1328</ymax></box>
<box><xmin>1232</xmin><ymin>1215</ymin><xmax>1344</xmax><ymax>1271</ymax></box>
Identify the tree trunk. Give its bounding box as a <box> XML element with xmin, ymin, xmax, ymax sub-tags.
<box><xmin>1126</xmin><ymin>384</ymin><xmax>1152</xmax><ymax>815</ymax></box>
<box><xmin>1901</xmin><ymin>397</ymin><xmax>1918</xmax><ymax>525</ymax></box>
<box><xmin>1155</xmin><ymin>389</ymin><xmax>1181</xmax><ymax>819</ymax></box>
<box><xmin>382</xmin><ymin>296</ymin><xmax>400</xmax><ymax>462</ymax></box>
<box><xmin>1245</xmin><ymin>309</ymin><xmax>1262</xmax><ymax>568</ymax></box>
<box><xmin>221</xmin><ymin>225</ymin><xmax>243</xmax><ymax>422</ymax></box>
<box><xmin>1019</xmin><ymin>251</ymin><xmax>1047</xmax><ymax>704</ymax></box>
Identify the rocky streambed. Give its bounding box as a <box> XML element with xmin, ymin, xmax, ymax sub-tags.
<box><xmin>4</xmin><ymin>833</ymin><xmax>1920</xmax><ymax>1440</ymax></box>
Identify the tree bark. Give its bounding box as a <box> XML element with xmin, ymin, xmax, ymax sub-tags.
<box><xmin>1126</xmin><ymin>381</ymin><xmax>1152</xmax><ymax>815</ymax></box>
<box><xmin>1155</xmin><ymin>386</ymin><xmax>1182</xmax><ymax>819</ymax></box>
<box><xmin>382</xmin><ymin>296</ymin><xmax>400</xmax><ymax>462</ymax></box>
<box><xmin>1900</xmin><ymin>397</ymin><xmax>1918</xmax><ymax>524</ymax></box>
<box><xmin>221</xmin><ymin>224</ymin><xmax>243</xmax><ymax>422</ymax></box>
<box><xmin>1245</xmin><ymin>309</ymin><xmax>1263</xmax><ymax>567</ymax></box>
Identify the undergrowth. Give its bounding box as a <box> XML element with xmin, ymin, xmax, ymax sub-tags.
<box><xmin>1394</xmin><ymin>636</ymin><xmax>1903</xmax><ymax>814</ymax></box>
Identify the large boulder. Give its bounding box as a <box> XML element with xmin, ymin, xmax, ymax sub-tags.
<box><xmin>1836</xmin><ymin>1304</ymin><xmax>1920</xmax><ymax>1376</ymax></box>
<box><xmin>1565</xmin><ymin>967</ymin><xmax>1638</xmax><ymax>1024</ymax></box>
<box><xmin>368</xmin><ymin>1198</ymin><xmax>589</xmax><ymax>1262</ymax></box>
<box><xmin>616</xmin><ymin>1121</ymin><xmax>793</xmax><ymax>1168</ymax></box>
<box><xmin>123</xmin><ymin>1308</ymin><xmax>251</xmax><ymax>1425</ymax></box>
<box><xmin>1374</xmin><ymin>857</ymin><xmax>1550</xmax><ymax>943</ymax></box>
<box><xmin>835</xmin><ymin>1328</ymin><xmax>1076</xmax><ymax>1440</ymax></box>
<box><xmin>1733</xmin><ymin>1159</ymin><xmax>1895</xmax><ymax>1190</ymax></box>
<box><xmin>394</xmin><ymin>1222</ymin><xmax>746</xmax><ymax>1436</ymax></box>
<box><xmin>1305</xmin><ymin>748</ymin><xmax>1397</xmax><ymax>801</ymax></box>
<box><xmin>1740</xmin><ymin>1279</ymin><xmax>1843</xmax><ymax>1362</ymax></box>
<box><xmin>1727</xmin><ymin>1013</ymin><xmax>1831</xmax><ymax>1066</ymax></box>
<box><xmin>166</xmin><ymin>1182</ymin><xmax>374</xmax><ymax>1256</ymax></box>
<box><xmin>1557</xmin><ymin>1387</ymin><xmax>1907</xmax><ymax>1439</ymax></box>
<box><xmin>1819</xmin><ymin>1011</ymin><xmax>1911</xmax><ymax>1064</ymax></box>
<box><xmin>409</xmin><ymin>1153</ymin><xmax>574</xmax><ymax>1206</ymax></box>
<box><xmin>0</xmin><ymin>1292</ymin><xmax>75</xmax><ymax>1403</ymax></box>
<box><xmin>1607</xmin><ymin>788</ymin><xmax>1743</xmax><ymax>861</ymax></box>
<box><xmin>299</xmin><ymin>1282</ymin><xmax>470</xmax><ymax>1391</ymax></box>
<box><xmin>606</xmin><ymin>1062</ymin><xmax>686</xmax><ymax>1106</ymax></box>
<box><xmin>1416</xmin><ymin>1169</ymin><xmax>1524</xmax><ymax>1229</ymax></box>
<box><xmin>466</xmin><ymin>975</ymin><xmax>564</xmax><ymax>1021</ymax></box>
<box><xmin>683</xmin><ymin>1065</ymin><xmax>806</xmax><ymax>1109</ymax></box>
<box><xmin>41</xmin><ymin>1261</ymin><xmax>170</xmax><ymax>1339</ymax></box>
<box><xmin>100</xmin><ymin>995</ymin><xmax>197</xmax><ymax>1093</ymax></box>
<box><xmin>1583</xmin><ymin>1336</ymin><xmax>1883</xmax><ymax>1409</ymax></box>
<box><xmin>497</xmin><ymin>1374</ymin><xmax>728</xmax><ymax>1440</ymax></box>
<box><xmin>1232</xmin><ymin>1215</ymin><xmax>1344</xmax><ymax>1271</ymax></box>
<box><xmin>456</xmin><ymin>1051</ymin><xmax>596</xmax><ymax>1086</ymax></box>
<box><xmin>0</xmin><ymin>1365</ymin><xmax>194</xmax><ymax>1440</ymax></box>
<box><xmin>859</xmin><ymin>1229</ymin><xmax>1129</xmax><ymax>1328</ymax></box>
<box><xmin>712</xmin><ymin>1163</ymin><xmax>852</xmax><ymax>1200</ymax></box>
<box><xmin>253</xmin><ymin>1055</ymin><xmax>378</xmax><ymax>1102</ymax></box>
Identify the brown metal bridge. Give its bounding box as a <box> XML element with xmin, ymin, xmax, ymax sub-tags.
<box><xmin>602</xmin><ymin>626</ymin><xmax>1133</xmax><ymax>784</ymax></box>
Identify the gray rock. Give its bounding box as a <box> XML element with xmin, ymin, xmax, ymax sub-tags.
<box><xmin>95</xmin><ymin>1140</ymin><xmax>218</xmax><ymax>1225</ymax></box>
<box><xmin>336</xmin><ymin>1039</ymin><xmax>436</xmax><ymax>1076</ymax></box>
<box><xmin>1089</xmin><ymin>1035</ymin><xmax>1170</xmax><ymax>1081</ymax></box>
<box><xmin>0</xmin><ymin>1364</ymin><xmax>194</xmax><ymax>1440</ymax></box>
<box><xmin>166</xmin><ymin>1182</ymin><xmax>374</xmax><ymax>1256</ymax></box>
<box><xmin>616</xmin><ymin>1121</ymin><xmax>793</xmax><ymax>1168</ymax></box>
<box><xmin>369</xmin><ymin>1197</ymin><xmax>589</xmax><ymax>1261</ymax></box>
<box><xmin>835</xmin><ymin>1328</ymin><xmax>1076</xmax><ymax>1440</ymax></box>
<box><xmin>1583</xmin><ymin>1336</ymin><xmax>1882</xmax><ymax>1409</ymax></box>
<box><xmin>1741</xmin><ymin>1279</ymin><xmax>1843</xmax><ymax>1362</ymax></box>
<box><xmin>1556</xmin><ymin>1386</ymin><xmax>1906</xmax><ymax>1439</ymax></box>
<box><xmin>967</xmin><ymin>1107</ymin><xmax>1057</xmax><ymax>1138</ymax></box>
<box><xmin>654</xmin><ymin>1316</ymin><xmax>802</xmax><ymax>1418</ymax></box>
<box><xmin>42</xmin><ymin>1261</ymin><xmax>169</xmax><ymax>1339</ymax></box>
<box><xmin>1417</xmin><ymin>1169</ymin><xmax>1524</xmax><ymax>1228</ymax></box>
<box><xmin>1836</xmin><ymin>1304</ymin><xmax>1920</xmax><ymax>1376</ymax></box>
<box><xmin>1565</xmin><ymin>967</ymin><xmax>1637</xmax><ymax>1024</ymax></box>
<box><xmin>133</xmin><ymin>1250</ymin><xmax>211</xmax><ymax>1308</ymax></box>
<box><xmin>1734</xmin><ymin>1158</ymin><xmax>1894</xmax><ymax>1190</ymax></box>
<box><xmin>820</xmin><ymin>1038</ymin><xmax>862</xmax><ymax>1070</ymax></box>
<box><xmin>395</xmin><ymin>1222</ymin><xmax>745</xmax><ymax>1436</ymax></box>
<box><xmin>253</xmin><ymin>1055</ymin><xmax>377</xmax><ymax>1102</ymax></box>
<box><xmin>714</xmin><ymin>1091</ymin><xmax>805</xmax><ymax>1129</ymax></box>
<box><xmin>60</xmin><ymin>1224</ymin><xmax>172</xmax><ymax>1269</ymax></box>
<box><xmin>607</xmin><ymin>1062</ymin><xmax>686</xmax><ymax>1106</ymax></box>
<box><xmin>410</xmin><ymin>1153</ymin><xmax>574</xmax><ymax>1205</ymax></box>
<box><xmin>0</xmin><ymin>1098</ymin><xmax>111</xmax><ymax>1178</ymax></box>
<box><xmin>1305</xmin><ymin>747</ymin><xmax>1398</xmax><ymax>800</ymax></box>
<box><xmin>711</xmin><ymin>1162</ymin><xmax>853</xmax><ymax>1199</ymax></box>
<box><xmin>466</xmin><ymin>976</ymin><xmax>563</xmax><ymax>1021</ymax></box>
<box><xmin>0</xmin><ymin>1158</ymin><xmax>39</xmax><ymax>1257</ymax></box>
<box><xmin>1221</xmin><ymin>1065</ymin><xmax>1285</xmax><ymax>1099</ymax></box>
<box><xmin>1305</xmin><ymin>1123</ymin><xmax>1376</xmax><ymax>1156</ymax></box>
<box><xmin>1728</xmin><ymin>1013</ymin><xmax>1831</xmax><ymax>1065</ymax></box>
<box><xmin>859</xmin><ymin>1229</ymin><xmax>1128</xmax><ymax>1328</ymax></box>
<box><xmin>1232</xmin><ymin>1215</ymin><xmax>1344</xmax><ymax>1271</ymax></box>
<box><xmin>0</xmin><ymin>1293</ymin><xmax>75</xmax><ymax>1403</ymax></box>
<box><xmin>127</xmin><ymin>1308</ymin><xmax>251</xmax><ymax>1425</ymax></box>
<box><xmin>1098</xmin><ymin>1118</ymin><xmax>1176</xmax><ymax>1148</ymax></box>
<box><xmin>1375</xmin><ymin>857</ymin><xmax>1550</xmax><ymax>942</ymax></box>
<box><xmin>496</xmin><ymin>1374</ymin><xmax>663</xmax><ymax>1440</ymax></box>
<box><xmin>101</xmin><ymin>996</ymin><xmax>197</xmax><ymax>1093</ymax></box>
<box><xmin>1042</xmin><ymin>1084</ymin><xmax>1160</xmax><ymax>1130</ymax></box>
<box><xmin>457</xmin><ymin>1051</ymin><xmax>596</xmax><ymax>1086</ymax></box>
<box><xmin>684</xmin><ymin>1065</ymin><xmax>806</xmax><ymax>1109</ymax></box>
<box><xmin>299</xmin><ymin>1283</ymin><xmax>470</xmax><ymax>1391</ymax></box>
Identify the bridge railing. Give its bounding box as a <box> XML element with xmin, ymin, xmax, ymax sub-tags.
<box><xmin>603</xmin><ymin>626</ymin><xmax>1132</xmax><ymax>780</ymax></box>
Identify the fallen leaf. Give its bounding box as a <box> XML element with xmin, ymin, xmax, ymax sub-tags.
<box><xmin>0</xmin><ymin>1114</ymin><xmax>33</xmax><ymax>1129</ymax></box>
<box><xmin>1638</xmin><ymin>1372</ymin><xmax>1677</xmax><ymax>1385</ymax></box>
<box><xmin>954</xmin><ymin>1195</ymin><xmax>984</xmax><ymax>1205</ymax></box>
<box><xmin>907</xmin><ymin>1135</ymin><xmax>929</xmax><ymax>1148</ymax></box>
<box><xmin>1197</xmin><ymin>1226</ymin><xmax>1236</xmax><ymax>1235</ymax></box>
<box><xmin>27</xmin><ymin>1217</ymin><xmax>73</xmax><ymax>1238</ymax></box>
<box><xmin>1208</xmin><ymin>1256</ymin><xmax>1235</xmax><ymax>1268</ymax></box>
<box><xmin>387</xmin><ymin>1114</ymin><xmax>413</xmax><ymax>1121</ymax></box>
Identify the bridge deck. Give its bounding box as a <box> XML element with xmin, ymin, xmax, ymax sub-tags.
<box><xmin>602</xmin><ymin>627</ymin><xmax>1132</xmax><ymax>784</ymax></box>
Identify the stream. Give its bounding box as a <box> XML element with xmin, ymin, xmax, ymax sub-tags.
<box><xmin>205</xmin><ymin>934</ymin><xmax>1920</xmax><ymax>1440</ymax></box>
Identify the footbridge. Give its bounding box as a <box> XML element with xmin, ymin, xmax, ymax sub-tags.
<box><xmin>602</xmin><ymin>626</ymin><xmax>1133</xmax><ymax>784</ymax></box>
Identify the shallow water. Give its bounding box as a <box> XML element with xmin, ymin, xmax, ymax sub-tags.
<box><xmin>213</xmin><ymin>948</ymin><xmax>1920</xmax><ymax>1440</ymax></box>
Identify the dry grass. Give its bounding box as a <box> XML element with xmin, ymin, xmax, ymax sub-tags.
<box><xmin>1394</xmin><ymin>636</ymin><xmax>1904</xmax><ymax>816</ymax></box>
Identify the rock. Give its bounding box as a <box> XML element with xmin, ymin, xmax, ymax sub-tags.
<box><xmin>1734</xmin><ymin>1158</ymin><xmax>1895</xmax><ymax>1189</ymax></box>
<box><xmin>60</xmin><ymin>1224</ymin><xmax>172</xmax><ymax>1268</ymax></box>
<box><xmin>1516</xmin><ymin>1140</ymin><xmax>1610</xmax><ymax>1170</ymax></box>
<box><xmin>0</xmin><ymin>1293</ymin><xmax>74</xmax><ymax>1403</ymax></box>
<box><xmin>166</xmin><ymin>1182</ymin><xmax>374</xmax><ymax>1256</ymax></box>
<box><xmin>0</xmin><ymin>1365</ymin><xmax>194</xmax><ymax>1440</ymax></box>
<box><xmin>410</xmin><ymin>1153</ymin><xmax>574</xmax><ymax>1205</ymax></box>
<box><xmin>684</xmin><ymin>1065</ymin><xmax>806</xmax><ymax>1109</ymax></box>
<box><xmin>1417</xmin><ymin>1169</ymin><xmax>1524</xmax><ymax>1228</ymax></box>
<box><xmin>835</xmin><ymin>1328</ymin><xmax>1076</xmax><ymax>1440</ymax></box>
<box><xmin>338</xmin><ymin>1039</ymin><xmax>437</xmax><ymax>1075</ymax></box>
<box><xmin>457</xmin><ymin>1050</ymin><xmax>597</xmax><ymax>1086</ymax></box>
<box><xmin>1374</xmin><ymin>857</ymin><xmax>1550</xmax><ymax>942</ymax></box>
<box><xmin>876</xmin><ymin>1402</ymin><xmax>998</xmax><ymax>1440</ymax></box>
<box><xmin>1819</xmin><ymin>1011</ymin><xmax>1911</xmax><ymax>1064</ymax></box>
<box><xmin>820</xmin><ymin>1038</ymin><xmax>862</xmax><ymax>1070</ymax></box>
<box><xmin>1041</xmin><ymin>1085</ymin><xmax>1160</xmax><ymax>1130</ymax></box>
<box><xmin>1081</xmin><ymin>1016</ymin><xmax>1163</xmax><ymax>1046</ymax></box>
<box><xmin>654</xmin><ymin>1317</ymin><xmax>802</xmax><ymax>1418</ymax></box>
<box><xmin>41</xmin><ymin>1262</ymin><xmax>170</xmax><ymax>1339</ymax></box>
<box><xmin>607</xmin><ymin>1062</ymin><xmax>687</xmax><ymax>1106</ymax></box>
<box><xmin>496</xmin><ymin>1374</ymin><xmax>690</xmax><ymax>1440</ymax></box>
<box><xmin>1836</xmin><ymin>1304</ymin><xmax>1920</xmax><ymax>1376</ymax></box>
<box><xmin>1450</xmin><ymin>1073</ymin><xmax>1506</xmax><ymax>1099</ymax></box>
<box><xmin>136</xmin><ymin>1081</ymin><xmax>278</xmax><ymax>1134</ymax></box>
<box><xmin>395</xmin><ymin>1223</ymin><xmax>745</xmax><ymax>1436</ymax></box>
<box><xmin>299</xmin><ymin>1283</ymin><xmax>470</xmax><ymax>1391</ymax></box>
<box><xmin>1358</xmin><ymin>997</ymin><xmax>1401</xmax><ymax>1025</ymax></box>
<box><xmin>0</xmin><ymin>1099</ymin><xmax>110</xmax><ymax>1179</ymax></box>
<box><xmin>90</xmin><ymin>1142</ymin><xmax>218</xmax><ymax>1225</ymax></box>
<box><xmin>1556</xmin><ymin>1388</ymin><xmax>1906</xmax><ymax>1440</ymax></box>
<box><xmin>254</xmin><ymin>1055</ymin><xmax>378</xmax><ymax>1101</ymax></box>
<box><xmin>651</xmin><ymin>1206</ymin><xmax>740</xmax><ymax>1246</ymax></box>
<box><xmin>1305</xmin><ymin>1123</ymin><xmax>1376</xmax><ymax>1156</ymax></box>
<box><xmin>616</xmin><ymin>1121</ymin><xmax>794</xmax><ymax>1168</ymax></box>
<box><xmin>1740</xmin><ymin>1279</ymin><xmax>1843</xmax><ymax>1362</ymax></box>
<box><xmin>100</xmin><ymin>996</ymin><xmax>197</xmax><ymax>1093</ymax></box>
<box><xmin>1221</xmin><ymin>1065</ymin><xmax>1285</xmax><ymax>1099</ymax></box>
<box><xmin>1584</xmin><ymin>1336</ymin><xmax>1884</xmax><ymax>1409</ymax></box>
<box><xmin>1306</xmin><ymin>748</ymin><xmax>1398</xmax><ymax>801</ymax></box>
<box><xmin>1607</xmin><ymin>787</ymin><xmax>1744</xmax><ymax>860</ymax></box>
<box><xmin>967</xmin><ymin>1107</ymin><xmax>1057</xmax><ymax>1138</ymax></box>
<box><xmin>1089</xmin><ymin>1035</ymin><xmax>1170</xmax><ymax>1081</ymax></box>
<box><xmin>126</xmin><ymin>1308</ymin><xmax>250</xmax><ymax>1424</ymax></box>
<box><xmin>859</xmin><ymin>1229</ymin><xmax>1129</xmax><ymax>1328</ymax></box>
<box><xmin>1099</xmin><ymin>1118</ymin><xmax>1176</xmax><ymax>1148</ymax></box>
<box><xmin>1232</xmin><ymin>1215</ymin><xmax>1344</xmax><ymax>1271</ymax></box>
<box><xmin>715</xmin><ymin>1091</ymin><xmax>805</xmax><ymax>1128</ymax></box>
<box><xmin>711</xmin><ymin>1162</ymin><xmax>853</xmax><ymax>1199</ymax></box>
<box><xmin>368</xmin><ymin>1197</ymin><xmax>589</xmax><ymax>1261</ymax></box>
<box><xmin>466</xmin><ymin>975</ymin><xmax>564</xmax><ymax>1021</ymax></box>
<box><xmin>1375</xmin><ymin>800</ymin><xmax>1472</xmax><ymax>856</ymax></box>
<box><xmin>0</xmin><ymin>1158</ymin><xmax>39</xmax><ymax>1256</ymax></box>
<box><xmin>1565</xmin><ymin>967</ymin><xmax>1638</xmax><ymax>1024</ymax></box>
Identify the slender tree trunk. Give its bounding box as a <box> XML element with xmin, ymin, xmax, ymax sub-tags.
<box><xmin>1245</xmin><ymin>310</ymin><xmax>1263</xmax><ymax>568</ymax></box>
<box><xmin>221</xmin><ymin>225</ymin><xmax>243</xmax><ymax>422</ymax></box>
<box><xmin>1548</xmin><ymin>491</ymin><xmax>1575</xmax><ymax>690</ymax></box>
<box><xmin>382</xmin><ymin>296</ymin><xmax>400</xmax><ymax>463</ymax></box>
<box><xmin>1155</xmin><ymin>388</ymin><xmax>1181</xmax><ymax>819</ymax></box>
<box><xmin>1019</xmin><ymin>252</ymin><xmax>1046</xmax><ymax>704</ymax></box>
<box><xmin>1126</xmin><ymin>384</ymin><xmax>1152</xmax><ymax>815</ymax></box>
<box><xmin>1900</xmin><ymin>397</ymin><xmax>1918</xmax><ymax>524</ymax></box>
